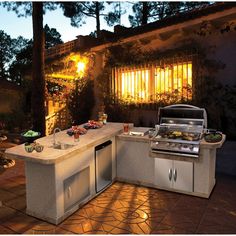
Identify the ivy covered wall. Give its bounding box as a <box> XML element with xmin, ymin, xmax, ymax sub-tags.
<box><xmin>92</xmin><ymin>17</ymin><xmax>236</xmax><ymax>139</ymax></box>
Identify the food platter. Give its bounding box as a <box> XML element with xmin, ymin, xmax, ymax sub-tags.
<box><xmin>83</xmin><ymin>120</ymin><xmax>103</xmax><ymax>129</ymax></box>
<box><xmin>67</xmin><ymin>126</ymin><xmax>87</xmax><ymax>136</ymax></box>
<box><xmin>158</xmin><ymin>130</ymin><xmax>200</xmax><ymax>141</ymax></box>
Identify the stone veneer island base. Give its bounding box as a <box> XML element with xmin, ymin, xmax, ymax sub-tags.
<box><xmin>117</xmin><ymin>133</ymin><xmax>225</xmax><ymax>199</ymax></box>
<box><xmin>5</xmin><ymin>123</ymin><xmax>123</xmax><ymax>224</ymax></box>
<box><xmin>5</xmin><ymin>123</ymin><xmax>225</xmax><ymax>224</ymax></box>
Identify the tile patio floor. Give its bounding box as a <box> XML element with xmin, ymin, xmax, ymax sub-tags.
<box><xmin>0</xmin><ymin>160</ymin><xmax>236</xmax><ymax>234</ymax></box>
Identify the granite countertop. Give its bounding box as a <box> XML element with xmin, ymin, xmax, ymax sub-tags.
<box><xmin>117</xmin><ymin>127</ymin><xmax>151</xmax><ymax>143</ymax></box>
<box><xmin>118</xmin><ymin>129</ymin><xmax>226</xmax><ymax>148</ymax></box>
<box><xmin>5</xmin><ymin>122</ymin><xmax>124</xmax><ymax>164</ymax></box>
<box><xmin>200</xmin><ymin>134</ymin><xmax>226</xmax><ymax>149</ymax></box>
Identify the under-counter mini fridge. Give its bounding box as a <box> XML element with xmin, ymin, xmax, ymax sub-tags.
<box><xmin>95</xmin><ymin>140</ymin><xmax>112</xmax><ymax>193</ymax></box>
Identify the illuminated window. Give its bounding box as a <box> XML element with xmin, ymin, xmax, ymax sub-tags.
<box><xmin>154</xmin><ymin>62</ymin><xmax>192</xmax><ymax>100</ymax></box>
<box><xmin>112</xmin><ymin>61</ymin><xmax>192</xmax><ymax>103</ymax></box>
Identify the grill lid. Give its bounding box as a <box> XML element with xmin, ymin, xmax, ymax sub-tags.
<box><xmin>151</xmin><ymin>104</ymin><xmax>207</xmax><ymax>158</ymax></box>
<box><xmin>158</xmin><ymin>104</ymin><xmax>207</xmax><ymax>128</ymax></box>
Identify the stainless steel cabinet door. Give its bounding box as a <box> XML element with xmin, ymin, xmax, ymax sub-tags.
<box><xmin>64</xmin><ymin>166</ymin><xmax>90</xmax><ymax>212</ymax></box>
<box><xmin>95</xmin><ymin>141</ymin><xmax>112</xmax><ymax>193</ymax></box>
<box><xmin>173</xmin><ymin>160</ymin><xmax>193</xmax><ymax>192</ymax></box>
<box><xmin>155</xmin><ymin>158</ymin><xmax>173</xmax><ymax>189</ymax></box>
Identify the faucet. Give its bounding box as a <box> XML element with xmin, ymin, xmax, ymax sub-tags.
<box><xmin>53</xmin><ymin>128</ymin><xmax>61</xmax><ymax>146</ymax></box>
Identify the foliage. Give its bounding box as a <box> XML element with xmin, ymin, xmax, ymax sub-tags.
<box><xmin>0</xmin><ymin>31</ymin><xmax>27</xmax><ymax>80</ymax></box>
<box><xmin>60</xmin><ymin>2</ymin><xmax>122</xmax><ymax>37</ymax></box>
<box><xmin>44</xmin><ymin>24</ymin><xmax>63</xmax><ymax>49</ymax></box>
<box><xmin>68</xmin><ymin>79</ymin><xmax>95</xmax><ymax>125</ymax></box>
<box><xmin>128</xmin><ymin>2</ymin><xmax>212</xmax><ymax>27</ymax></box>
<box><xmin>0</xmin><ymin>23</ymin><xmax>64</xmax><ymax>85</ymax></box>
<box><xmin>0</xmin><ymin>2</ymin><xmax>57</xmax><ymax>17</ymax></box>
<box><xmin>1</xmin><ymin>1</ymin><xmax>63</xmax><ymax>136</ymax></box>
<box><xmin>0</xmin><ymin>99</ymin><xmax>31</xmax><ymax>132</ymax></box>
<box><xmin>98</xmin><ymin>40</ymin><xmax>236</xmax><ymax>138</ymax></box>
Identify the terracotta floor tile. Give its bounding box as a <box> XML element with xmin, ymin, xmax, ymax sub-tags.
<box><xmin>152</xmin><ymin>222</ymin><xmax>195</xmax><ymax>234</ymax></box>
<box><xmin>60</xmin><ymin>215</ymin><xmax>88</xmax><ymax>226</ymax></box>
<box><xmin>0</xmin><ymin>225</ymin><xmax>16</xmax><ymax>234</ymax></box>
<box><xmin>2</xmin><ymin>212</ymin><xmax>42</xmax><ymax>233</ymax></box>
<box><xmin>0</xmin><ymin>205</ymin><xmax>19</xmax><ymax>223</ymax></box>
<box><xmin>161</xmin><ymin>212</ymin><xmax>200</xmax><ymax>231</ymax></box>
<box><xmin>196</xmin><ymin>224</ymin><xmax>236</xmax><ymax>234</ymax></box>
<box><xmin>54</xmin><ymin>227</ymin><xmax>75</xmax><ymax>234</ymax></box>
<box><xmin>198</xmin><ymin>208</ymin><xmax>236</xmax><ymax>230</ymax></box>
<box><xmin>0</xmin><ymin>188</ymin><xmax>18</xmax><ymax>202</ymax></box>
<box><xmin>82</xmin><ymin>220</ymin><xmax>93</xmax><ymax>232</ymax></box>
<box><xmin>137</xmin><ymin>221</ymin><xmax>153</xmax><ymax>234</ymax></box>
<box><xmin>59</xmin><ymin>221</ymin><xmax>84</xmax><ymax>234</ymax></box>
<box><xmin>110</xmin><ymin>227</ymin><xmax>132</xmax><ymax>234</ymax></box>
<box><xmin>4</xmin><ymin>194</ymin><xmax>26</xmax><ymax>211</ymax></box>
<box><xmin>23</xmin><ymin>222</ymin><xmax>57</xmax><ymax>234</ymax></box>
<box><xmin>115</xmin><ymin>222</ymin><xmax>143</xmax><ymax>234</ymax></box>
<box><xmin>1</xmin><ymin>182</ymin><xmax>26</xmax><ymax>196</ymax></box>
<box><xmin>89</xmin><ymin>219</ymin><xmax>114</xmax><ymax>233</ymax></box>
<box><xmin>1</xmin><ymin>164</ymin><xmax>236</xmax><ymax>235</ymax></box>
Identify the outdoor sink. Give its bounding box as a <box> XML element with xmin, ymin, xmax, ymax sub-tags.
<box><xmin>51</xmin><ymin>143</ymin><xmax>75</xmax><ymax>150</ymax></box>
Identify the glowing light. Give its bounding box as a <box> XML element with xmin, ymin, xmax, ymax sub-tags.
<box><xmin>47</xmin><ymin>73</ymin><xmax>75</xmax><ymax>80</ymax></box>
<box><xmin>115</xmin><ymin>62</ymin><xmax>192</xmax><ymax>103</ymax></box>
<box><xmin>77</xmin><ymin>62</ymin><xmax>86</xmax><ymax>76</ymax></box>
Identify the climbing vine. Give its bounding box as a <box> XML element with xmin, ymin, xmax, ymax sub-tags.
<box><xmin>97</xmin><ymin>41</ymin><xmax>236</xmax><ymax>138</ymax></box>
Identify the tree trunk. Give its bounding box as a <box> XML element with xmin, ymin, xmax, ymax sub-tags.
<box><xmin>32</xmin><ymin>2</ymin><xmax>46</xmax><ymax>136</ymax></box>
<box><xmin>95</xmin><ymin>2</ymin><xmax>101</xmax><ymax>38</ymax></box>
<box><xmin>141</xmin><ymin>1</ymin><xmax>148</xmax><ymax>25</ymax></box>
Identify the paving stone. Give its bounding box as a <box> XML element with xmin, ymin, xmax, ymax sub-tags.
<box><xmin>0</xmin><ymin>225</ymin><xmax>16</xmax><ymax>234</ymax></box>
<box><xmin>2</xmin><ymin>212</ymin><xmax>42</xmax><ymax>233</ymax></box>
<box><xmin>4</xmin><ymin>194</ymin><xmax>26</xmax><ymax>212</ymax></box>
<box><xmin>1</xmin><ymin>159</ymin><xmax>236</xmax><ymax>234</ymax></box>
<box><xmin>0</xmin><ymin>188</ymin><xmax>18</xmax><ymax>202</ymax></box>
<box><xmin>0</xmin><ymin>205</ymin><xmax>19</xmax><ymax>223</ymax></box>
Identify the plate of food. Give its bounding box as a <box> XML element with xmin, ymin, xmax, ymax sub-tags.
<box><xmin>83</xmin><ymin>120</ymin><xmax>103</xmax><ymax>129</ymax></box>
<box><xmin>67</xmin><ymin>126</ymin><xmax>87</xmax><ymax>136</ymax></box>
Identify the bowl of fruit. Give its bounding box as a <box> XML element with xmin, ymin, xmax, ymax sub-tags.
<box><xmin>21</xmin><ymin>130</ymin><xmax>41</xmax><ymax>143</ymax></box>
<box><xmin>83</xmin><ymin>120</ymin><xmax>103</xmax><ymax>129</ymax></box>
<box><xmin>66</xmin><ymin>126</ymin><xmax>87</xmax><ymax>136</ymax></box>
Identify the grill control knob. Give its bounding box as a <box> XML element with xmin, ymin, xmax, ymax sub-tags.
<box><xmin>190</xmin><ymin>145</ymin><xmax>194</xmax><ymax>150</ymax></box>
<box><xmin>166</xmin><ymin>142</ymin><xmax>170</xmax><ymax>146</ymax></box>
<box><xmin>178</xmin><ymin>144</ymin><xmax>182</xmax><ymax>149</ymax></box>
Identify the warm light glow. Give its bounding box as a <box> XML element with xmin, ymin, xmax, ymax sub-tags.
<box><xmin>154</xmin><ymin>62</ymin><xmax>192</xmax><ymax>99</ymax></box>
<box><xmin>120</xmin><ymin>69</ymin><xmax>150</xmax><ymax>102</ymax></box>
<box><xmin>113</xmin><ymin>61</ymin><xmax>192</xmax><ymax>103</ymax></box>
<box><xmin>69</xmin><ymin>53</ymin><xmax>89</xmax><ymax>79</ymax></box>
<box><xmin>48</xmin><ymin>73</ymin><xmax>75</xmax><ymax>80</ymax></box>
<box><xmin>77</xmin><ymin>62</ymin><xmax>85</xmax><ymax>76</ymax></box>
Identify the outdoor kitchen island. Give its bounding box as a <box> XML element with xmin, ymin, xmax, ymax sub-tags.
<box><xmin>117</xmin><ymin>133</ymin><xmax>225</xmax><ymax>199</ymax></box>
<box><xmin>5</xmin><ymin>122</ymin><xmax>124</xmax><ymax>225</ymax></box>
<box><xmin>5</xmin><ymin>122</ymin><xmax>225</xmax><ymax>225</ymax></box>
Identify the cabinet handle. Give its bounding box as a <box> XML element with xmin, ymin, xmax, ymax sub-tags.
<box><xmin>173</xmin><ymin>169</ymin><xmax>177</xmax><ymax>182</ymax></box>
<box><xmin>67</xmin><ymin>187</ymin><xmax>72</xmax><ymax>198</ymax></box>
<box><xmin>168</xmin><ymin>168</ymin><xmax>172</xmax><ymax>181</ymax></box>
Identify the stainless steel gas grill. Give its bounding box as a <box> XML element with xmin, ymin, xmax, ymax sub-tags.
<box><xmin>150</xmin><ymin>104</ymin><xmax>207</xmax><ymax>158</ymax></box>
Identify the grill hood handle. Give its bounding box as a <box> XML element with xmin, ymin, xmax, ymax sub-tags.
<box><xmin>159</xmin><ymin>104</ymin><xmax>208</xmax><ymax>128</ymax></box>
<box><xmin>164</xmin><ymin>104</ymin><xmax>200</xmax><ymax>109</ymax></box>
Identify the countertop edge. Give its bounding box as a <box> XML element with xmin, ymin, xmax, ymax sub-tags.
<box><xmin>5</xmin><ymin>123</ymin><xmax>124</xmax><ymax>165</ymax></box>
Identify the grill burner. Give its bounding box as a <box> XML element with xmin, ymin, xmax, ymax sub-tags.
<box><xmin>151</xmin><ymin>104</ymin><xmax>207</xmax><ymax>158</ymax></box>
